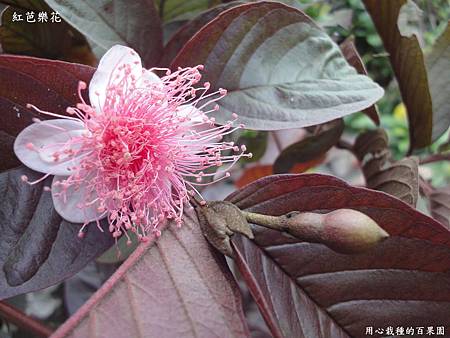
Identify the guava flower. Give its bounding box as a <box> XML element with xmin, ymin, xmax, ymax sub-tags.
<box><xmin>14</xmin><ymin>45</ymin><xmax>250</xmax><ymax>241</ymax></box>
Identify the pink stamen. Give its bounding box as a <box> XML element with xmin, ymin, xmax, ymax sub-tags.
<box><xmin>22</xmin><ymin>173</ymin><xmax>51</xmax><ymax>185</ymax></box>
<box><xmin>22</xmin><ymin>64</ymin><xmax>249</xmax><ymax>240</ymax></box>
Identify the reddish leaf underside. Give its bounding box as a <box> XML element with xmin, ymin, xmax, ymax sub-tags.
<box><xmin>227</xmin><ymin>174</ymin><xmax>450</xmax><ymax>338</ymax></box>
<box><xmin>52</xmin><ymin>209</ymin><xmax>250</xmax><ymax>338</ymax></box>
<box><xmin>171</xmin><ymin>1</ymin><xmax>384</xmax><ymax>131</ymax></box>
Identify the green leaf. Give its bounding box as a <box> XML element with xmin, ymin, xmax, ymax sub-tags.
<box><xmin>363</xmin><ymin>0</ymin><xmax>449</xmax><ymax>150</ymax></box>
<box><xmin>274</xmin><ymin>119</ymin><xmax>344</xmax><ymax>174</ymax></box>
<box><xmin>319</xmin><ymin>8</ymin><xmax>353</xmax><ymax>30</ymax></box>
<box><xmin>43</xmin><ymin>0</ymin><xmax>163</xmax><ymax>67</ymax></box>
<box><xmin>0</xmin><ymin>0</ymin><xmax>95</xmax><ymax>64</ymax></box>
<box><xmin>172</xmin><ymin>2</ymin><xmax>384</xmax><ymax>131</ymax></box>
<box><xmin>438</xmin><ymin>136</ymin><xmax>450</xmax><ymax>153</ymax></box>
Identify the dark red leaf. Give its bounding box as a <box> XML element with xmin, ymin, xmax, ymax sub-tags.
<box><xmin>0</xmin><ymin>55</ymin><xmax>94</xmax><ymax>170</ymax></box>
<box><xmin>232</xmin><ymin>241</ymin><xmax>283</xmax><ymax>338</ymax></box>
<box><xmin>0</xmin><ymin>56</ymin><xmax>112</xmax><ymax>298</ymax></box>
<box><xmin>354</xmin><ymin>129</ymin><xmax>419</xmax><ymax>206</ymax></box>
<box><xmin>0</xmin><ymin>166</ymin><xmax>114</xmax><ymax>299</ymax></box>
<box><xmin>273</xmin><ymin>119</ymin><xmax>344</xmax><ymax>174</ymax></box>
<box><xmin>363</xmin><ymin>0</ymin><xmax>435</xmax><ymax>150</ymax></box>
<box><xmin>0</xmin><ymin>0</ymin><xmax>96</xmax><ymax>65</ymax></box>
<box><xmin>160</xmin><ymin>1</ymin><xmax>244</xmax><ymax>66</ymax></box>
<box><xmin>429</xmin><ymin>186</ymin><xmax>450</xmax><ymax>227</ymax></box>
<box><xmin>236</xmin><ymin>159</ymin><xmax>324</xmax><ymax>189</ymax></box>
<box><xmin>227</xmin><ymin>174</ymin><xmax>450</xmax><ymax>337</ymax></box>
<box><xmin>52</xmin><ymin>209</ymin><xmax>250</xmax><ymax>338</ymax></box>
<box><xmin>339</xmin><ymin>37</ymin><xmax>380</xmax><ymax>125</ymax></box>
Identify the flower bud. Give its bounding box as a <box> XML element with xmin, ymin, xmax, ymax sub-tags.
<box><xmin>285</xmin><ymin>209</ymin><xmax>389</xmax><ymax>254</ymax></box>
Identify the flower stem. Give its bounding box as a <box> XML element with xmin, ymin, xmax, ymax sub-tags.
<box><xmin>241</xmin><ymin>211</ymin><xmax>286</xmax><ymax>231</ymax></box>
<box><xmin>419</xmin><ymin>153</ymin><xmax>450</xmax><ymax>165</ymax></box>
<box><xmin>336</xmin><ymin>139</ymin><xmax>354</xmax><ymax>151</ymax></box>
<box><xmin>0</xmin><ymin>301</ymin><xmax>53</xmax><ymax>337</ymax></box>
<box><xmin>419</xmin><ymin>177</ymin><xmax>434</xmax><ymax>197</ymax></box>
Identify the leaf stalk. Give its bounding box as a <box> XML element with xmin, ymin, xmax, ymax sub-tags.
<box><xmin>0</xmin><ymin>301</ymin><xmax>53</xmax><ymax>337</ymax></box>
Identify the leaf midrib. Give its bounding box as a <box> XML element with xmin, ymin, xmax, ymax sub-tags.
<box><xmin>241</xmin><ymin>236</ymin><xmax>352</xmax><ymax>338</ymax></box>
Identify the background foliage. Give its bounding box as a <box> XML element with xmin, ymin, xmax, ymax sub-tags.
<box><xmin>0</xmin><ymin>0</ymin><xmax>449</xmax><ymax>337</ymax></box>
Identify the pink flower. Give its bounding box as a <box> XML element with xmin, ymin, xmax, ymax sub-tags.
<box><xmin>14</xmin><ymin>45</ymin><xmax>250</xmax><ymax>241</ymax></box>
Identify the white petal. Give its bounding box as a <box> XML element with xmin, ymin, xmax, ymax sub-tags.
<box><xmin>14</xmin><ymin>119</ymin><xmax>87</xmax><ymax>176</ymax></box>
<box><xmin>89</xmin><ymin>45</ymin><xmax>143</xmax><ymax>113</ymax></box>
<box><xmin>136</xmin><ymin>69</ymin><xmax>162</xmax><ymax>88</ymax></box>
<box><xmin>176</xmin><ymin>105</ymin><xmax>214</xmax><ymax>138</ymax></box>
<box><xmin>52</xmin><ymin>175</ymin><xmax>104</xmax><ymax>223</ymax></box>
<box><xmin>176</xmin><ymin>104</ymin><xmax>204</xmax><ymax>124</ymax></box>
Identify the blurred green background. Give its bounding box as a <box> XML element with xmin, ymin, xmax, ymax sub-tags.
<box><xmin>299</xmin><ymin>0</ymin><xmax>450</xmax><ymax>185</ymax></box>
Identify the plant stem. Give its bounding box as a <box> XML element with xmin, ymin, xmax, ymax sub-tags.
<box><xmin>231</xmin><ymin>242</ymin><xmax>284</xmax><ymax>338</ymax></box>
<box><xmin>159</xmin><ymin>0</ymin><xmax>166</xmax><ymax>18</ymax></box>
<box><xmin>241</xmin><ymin>211</ymin><xmax>286</xmax><ymax>231</ymax></box>
<box><xmin>336</xmin><ymin>139</ymin><xmax>354</xmax><ymax>151</ymax></box>
<box><xmin>242</xmin><ymin>210</ymin><xmax>322</xmax><ymax>243</ymax></box>
<box><xmin>419</xmin><ymin>153</ymin><xmax>450</xmax><ymax>165</ymax></box>
<box><xmin>0</xmin><ymin>301</ymin><xmax>53</xmax><ymax>337</ymax></box>
<box><xmin>271</xmin><ymin>132</ymin><xmax>283</xmax><ymax>152</ymax></box>
<box><xmin>419</xmin><ymin>177</ymin><xmax>434</xmax><ymax>197</ymax></box>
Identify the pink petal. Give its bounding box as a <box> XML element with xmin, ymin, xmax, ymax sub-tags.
<box><xmin>51</xmin><ymin>175</ymin><xmax>104</xmax><ymax>223</ymax></box>
<box><xmin>89</xmin><ymin>45</ymin><xmax>143</xmax><ymax>113</ymax></box>
<box><xmin>14</xmin><ymin>119</ymin><xmax>87</xmax><ymax>176</ymax></box>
